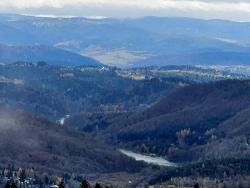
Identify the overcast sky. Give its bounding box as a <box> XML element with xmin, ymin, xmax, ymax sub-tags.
<box><xmin>1</xmin><ymin>0</ymin><xmax>250</xmax><ymax>21</ymax></box>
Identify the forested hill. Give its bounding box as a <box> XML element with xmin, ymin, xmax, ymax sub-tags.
<box><xmin>0</xmin><ymin>44</ymin><xmax>102</xmax><ymax>66</ymax></box>
<box><xmin>96</xmin><ymin>80</ymin><xmax>250</xmax><ymax>162</ymax></box>
<box><xmin>0</xmin><ymin>104</ymin><xmax>145</xmax><ymax>175</ymax></box>
<box><xmin>0</xmin><ymin>63</ymin><xmax>187</xmax><ymax>119</ymax></box>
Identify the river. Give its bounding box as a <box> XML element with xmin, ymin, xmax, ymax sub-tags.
<box><xmin>120</xmin><ymin>149</ymin><xmax>177</xmax><ymax>167</ymax></box>
<box><xmin>58</xmin><ymin>115</ymin><xmax>70</xmax><ymax>125</ymax></box>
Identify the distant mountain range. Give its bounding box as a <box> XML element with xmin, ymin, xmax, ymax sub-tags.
<box><xmin>0</xmin><ymin>44</ymin><xmax>102</xmax><ymax>66</ymax></box>
<box><xmin>133</xmin><ymin>51</ymin><xmax>250</xmax><ymax>67</ymax></box>
<box><xmin>1</xmin><ymin>14</ymin><xmax>250</xmax><ymax>67</ymax></box>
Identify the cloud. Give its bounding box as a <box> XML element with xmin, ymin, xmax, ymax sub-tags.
<box><xmin>1</xmin><ymin>0</ymin><xmax>250</xmax><ymax>21</ymax></box>
<box><xmin>0</xmin><ymin>0</ymin><xmax>250</xmax><ymax>11</ymax></box>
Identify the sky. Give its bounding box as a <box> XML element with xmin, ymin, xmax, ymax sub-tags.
<box><xmin>0</xmin><ymin>0</ymin><xmax>250</xmax><ymax>21</ymax></box>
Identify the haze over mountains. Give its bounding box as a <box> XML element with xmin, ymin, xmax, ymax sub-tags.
<box><xmin>1</xmin><ymin>14</ymin><xmax>250</xmax><ymax>67</ymax></box>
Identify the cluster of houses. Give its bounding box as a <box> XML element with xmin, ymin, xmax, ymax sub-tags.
<box><xmin>1</xmin><ymin>167</ymin><xmax>61</xmax><ymax>188</ymax></box>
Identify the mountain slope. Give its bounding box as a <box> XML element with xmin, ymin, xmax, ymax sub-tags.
<box><xmin>0</xmin><ymin>44</ymin><xmax>102</xmax><ymax>66</ymax></box>
<box><xmin>95</xmin><ymin>80</ymin><xmax>250</xmax><ymax>162</ymax></box>
<box><xmin>0</xmin><ymin>63</ymin><xmax>186</xmax><ymax>119</ymax></box>
<box><xmin>0</xmin><ymin>104</ymin><xmax>144</xmax><ymax>176</ymax></box>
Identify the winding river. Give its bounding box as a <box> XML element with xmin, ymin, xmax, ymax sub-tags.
<box><xmin>120</xmin><ymin>149</ymin><xmax>177</xmax><ymax>167</ymax></box>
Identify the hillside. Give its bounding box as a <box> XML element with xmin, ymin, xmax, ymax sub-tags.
<box><xmin>0</xmin><ymin>44</ymin><xmax>101</xmax><ymax>66</ymax></box>
<box><xmin>0</xmin><ymin>104</ymin><xmax>145</xmax><ymax>176</ymax></box>
<box><xmin>3</xmin><ymin>63</ymin><xmax>241</xmax><ymax>121</ymax></box>
<box><xmin>0</xmin><ymin>63</ymin><xmax>187</xmax><ymax>119</ymax></box>
<box><xmin>77</xmin><ymin>80</ymin><xmax>250</xmax><ymax>162</ymax></box>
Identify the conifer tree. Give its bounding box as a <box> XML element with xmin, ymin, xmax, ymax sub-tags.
<box><xmin>4</xmin><ymin>181</ymin><xmax>11</xmax><ymax>188</ymax></box>
<box><xmin>94</xmin><ymin>183</ymin><xmax>101</xmax><ymax>188</ymax></box>
<box><xmin>11</xmin><ymin>183</ymin><xmax>18</xmax><ymax>188</ymax></box>
<box><xmin>194</xmin><ymin>183</ymin><xmax>199</xmax><ymax>188</ymax></box>
<box><xmin>59</xmin><ymin>181</ymin><xmax>65</xmax><ymax>188</ymax></box>
<box><xmin>19</xmin><ymin>169</ymin><xmax>27</xmax><ymax>182</ymax></box>
<box><xmin>79</xmin><ymin>179</ymin><xmax>90</xmax><ymax>188</ymax></box>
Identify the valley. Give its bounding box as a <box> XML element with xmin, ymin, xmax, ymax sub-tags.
<box><xmin>0</xmin><ymin>13</ymin><xmax>250</xmax><ymax>188</ymax></box>
<box><xmin>1</xmin><ymin>61</ymin><xmax>250</xmax><ymax>187</ymax></box>
<box><xmin>2</xmin><ymin>62</ymin><xmax>245</xmax><ymax>120</ymax></box>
